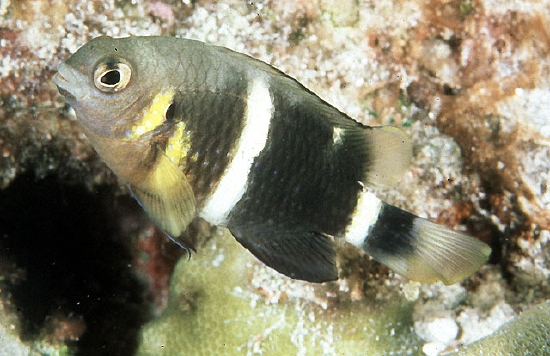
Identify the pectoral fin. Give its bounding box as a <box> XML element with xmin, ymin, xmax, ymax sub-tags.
<box><xmin>131</xmin><ymin>153</ymin><xmax>196</xmax><ymax>246</ymax></box>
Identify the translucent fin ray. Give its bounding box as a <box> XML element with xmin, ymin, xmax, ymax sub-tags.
<box><xmin>363</xmin><ymin>204</ymin><xmax>491</xmax><ymax>285</ymax></box>
<box><xmin>364</xmin><ymin>126</ymin><xmax>412</xmax><ymax>189</ymax></box>
<box><xmin>131</xmin><ymin>152</ymin><xmax>196</xmax><ymax>242</ymax></box>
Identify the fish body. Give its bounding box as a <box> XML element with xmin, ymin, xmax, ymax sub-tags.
<box><xmin>55</xmin><ymin>36</ymin><xmax>490</xmax><ymax>284</ymax></box>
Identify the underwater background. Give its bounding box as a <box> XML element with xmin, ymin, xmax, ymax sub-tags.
<box><xmin>0</xmin><ymin>0</ymin><xmax>549</xmax><ymax>355</ymax></box>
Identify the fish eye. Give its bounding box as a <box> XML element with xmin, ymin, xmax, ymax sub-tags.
<box><xmin>93</xmin><ymin>61</ymin><xmax>132</xmax><ymax>93</ymax></box>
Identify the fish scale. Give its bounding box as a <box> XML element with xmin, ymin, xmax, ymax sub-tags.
<box><xmin>180</xmin><ymin>89</ymin><xmax>246</xmax><ymax>201</ymax></box>
<box><xmin>54</xmin><ymin>36</ymin><xmax>491</xmax><ymax>285</ymax></box>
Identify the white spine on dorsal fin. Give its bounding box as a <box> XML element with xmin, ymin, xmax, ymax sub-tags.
<box><xmin>343</xmin><ymin>184</ymin><xmax>383</xmax><ymax>248</ymax></box>
<box><xmin>199</xmin><ymin>74</ymin><xmax>273</xmax><ymax>226</ymax></box>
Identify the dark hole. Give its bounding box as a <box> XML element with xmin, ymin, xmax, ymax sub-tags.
<box><xmin>101</xmin><ymin>70</ymin><xmax>121</xmax><ymax>86</ymax></box>
<box><xmin>443</xmin><ymin>84</ymin><xmax>462</xmax><ymax>96</ymax></box>
<box><xmin>0</xmin><ymin>173</ymin><xmax>151</xmax><ymax>355</ymax></box>
<box><xmin>165</xmin><ymin>103</ymin><xmax>176</xmax><ymax>123</ymax></box>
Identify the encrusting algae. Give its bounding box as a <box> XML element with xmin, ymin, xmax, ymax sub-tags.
<box><xmin>137</xmin><ymin>229</ymin><xmax>424</xmax><ymax>355</ymax></box>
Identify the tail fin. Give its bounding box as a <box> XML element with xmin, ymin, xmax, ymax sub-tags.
<box><xmin>357</xmin><ymin>203</ymin><xmax>491</xmax><ymax>285</ymax></box>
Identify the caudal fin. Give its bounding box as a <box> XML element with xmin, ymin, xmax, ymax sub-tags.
<box><xmin>348</xmin><ymin>202</ymin><xmax>491</xmax><ymax>285</ymax></box>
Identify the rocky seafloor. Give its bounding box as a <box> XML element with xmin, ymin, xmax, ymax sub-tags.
<box><xmin>0</xmin><ymin>0</ymin><xmax>549</xmax><ymax>355</ymax></box>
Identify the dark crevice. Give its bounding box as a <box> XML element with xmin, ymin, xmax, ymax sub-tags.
<box><xmin>0</xmin><ymin>173</ymin><xmax>152</xmax><ymax>355</ymax></box>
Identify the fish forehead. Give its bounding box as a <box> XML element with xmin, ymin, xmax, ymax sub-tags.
<box><xmin>95</xmin><ymin>37</ymin><xmax>228</xmax><ymax>86</ymax></box>
<box><xmin>64</xmin><ymin>36</ymin><xmax>311</xmax><ymax>106</ymax></box>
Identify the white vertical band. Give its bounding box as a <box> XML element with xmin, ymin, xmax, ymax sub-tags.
<box><xmin>199</xmin><ymin>75</ymin><xmax>273</xmax><ymax>226</ymax></box>
<box><xmin>343</xmin><ymin>188</ymin><xmax>383</xmax><ymax>247</ymax></box>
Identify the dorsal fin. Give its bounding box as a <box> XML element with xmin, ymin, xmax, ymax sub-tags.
<box><xmin>363</xmin><ymin>126</ymin><xmax>412</xmax><ymax>189</ymax></box>
<box><xmin>342</xmin><ymin>124</ymin><xmax>412</xmax><ymax>189</ymax></box>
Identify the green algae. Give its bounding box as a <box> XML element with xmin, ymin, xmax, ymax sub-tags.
<box><xmin>137</xmin><ymin>230</ymin><xmax>422</xmax><ymax>355</ymax></box>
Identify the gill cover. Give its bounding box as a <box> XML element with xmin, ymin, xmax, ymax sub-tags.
<box><xmin>60</xmin><ymin>44</ymin><xmax>198</xmax><ymax>244</ymax></box>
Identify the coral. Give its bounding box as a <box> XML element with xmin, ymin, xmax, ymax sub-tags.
<box><xmin>138</xmin><ymin>232</ymin><xmax>422</xmax><ymax>355</ymax></box>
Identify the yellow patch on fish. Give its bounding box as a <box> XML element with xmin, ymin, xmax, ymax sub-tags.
<box><xmin>165</xmin><ymin>121</ymin><xmax>192</xmax><ymax>166</ymax></box>
<box><xmin>128</xmin><ymin>89</ymin><xmax>175</xmax><ymax>139</ymax></box>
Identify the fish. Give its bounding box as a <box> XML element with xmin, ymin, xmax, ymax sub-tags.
<box><xmin>54</xmin><ymin>36</ymin><xmax>491</xmax><ymax>285</ymax></box>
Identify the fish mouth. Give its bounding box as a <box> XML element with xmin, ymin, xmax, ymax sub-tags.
<box><xmin>54</xmin><ymin>63</ymin><xmax>86</xmax><ymax>102</ymax></box>
<box><xmin>54</xmin><ymin>74</ymin><xmax>76</xmax><ymax>101</ymax></box>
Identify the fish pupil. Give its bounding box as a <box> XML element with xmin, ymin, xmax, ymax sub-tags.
<box><xmin>101</xmin><ymin>70</ymin><xmax>121</xmax><ymax>86</ymax></box>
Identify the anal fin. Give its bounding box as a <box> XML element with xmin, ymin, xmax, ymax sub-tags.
<box><xmin>363</xmin><ymin>204</ymin><xmax>491</xmax><ymax>285</ymax></box>
<box><xmin>131</xmin><ymin>152</ymin><xmax>196</xmax><ymax>248</ymax></box>
<box><xmin>229</xmin><ymin>223</ymin><xmax>338</xmax><ymax>283</ymax></box>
